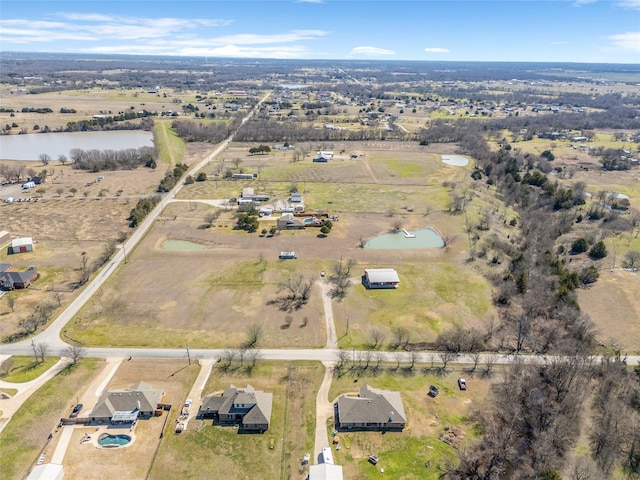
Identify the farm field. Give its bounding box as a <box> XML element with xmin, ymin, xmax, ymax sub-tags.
<box><xmin>61</xmin><ymin>139</ymin><xmax>499</xmax><ymax>349</ymax></box>
<box><xmin>149</xmin><ymin>361</ymin><xmax>323</xmax><ymax>480</ymax></box>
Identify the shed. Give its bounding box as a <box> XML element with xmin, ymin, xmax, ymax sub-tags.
<box><xmin>26</xmin><ymin>463</ymin><xmax>64</xmax><ymax>480</ymax></box>
<box><xmin>363</xmin><ymin>268</ymin><xmax>399</xmax><ymax>289</ymax></box>
<box><xmin>9</xmin><ymin>237</ymin><xmax>34</xmax><ymax>254</ymax></box>
<box><xmin>0</xmin><ymin>230</ymin><xmax>10</xmax><ymax>246</ymax></box>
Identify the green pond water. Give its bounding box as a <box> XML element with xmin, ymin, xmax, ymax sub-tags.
<box><xmin>162</xmin><ymin>240</ymin><xmax>206</xmax><ymax>251</ymax></box>
<box><xmin>364</xmin><ymin>227</ymin><xmax>444</xmax><ymax>249</ymax></box>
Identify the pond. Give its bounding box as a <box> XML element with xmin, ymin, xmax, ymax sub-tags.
<box><xmin>364</xmin><ymin>227</ymin><xmax>444</xmax><ymax>249</ymax></box>
<box><xmin>441</xmin><ymin>154</ymin><xmax>469</xmax><ymax>167</ymax></box>
<box><xmin>98</xmin><ymin>434</ymin><xmax>131</xmax><ymax>447</ymax></box>
<box><xmin>161</xmin><ymin>240</ymin><xmax>207</xmax><ymax>252</ymax></box>
<box><xmin>0</xmin><ymin>130</ymin><xmax>153</xmax><ymax>161</ymax></box>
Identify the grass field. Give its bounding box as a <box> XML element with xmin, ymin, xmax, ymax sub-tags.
<box><xmin>149</xmin><ymin>361</ymin><xmax>323</xmax><ymax>480</ymax></box>
<box><xmin>0</xmin><ymin>358</ymin><xmax>103</xmax><ymax>480</ymax></box>
<box><xmin>154</xmin><ymin>120</ymin><xmax>185</xmax><ymax>166</ymax></box>
<box><xmin>327</xmin><ymin>367</ymin><xmax>490</xmax><ymax>480</ymax></box>
<box><xmin>0</xmin><ymin>356</ymin><xmax>59</xmax><ymax>383</ymax></box>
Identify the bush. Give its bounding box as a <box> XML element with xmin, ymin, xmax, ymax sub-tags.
<box><xmin>571</xmin><ymin>238</ymin><xmax>588</xmax><ymax>254</ymax></box>
<box><xmin>184</xmin><ymin>175</ymin><xmax>195</xmax><ymax>185</ymax></box>
<box><xmin>196</xmin><ymin>172</ymin><xmax>207</xmax><ymax>181</ymax></box>
<box><xmin>588</xmin><ymin>240</ymin><xmax>607</xmax><ymax>260</ymax></box>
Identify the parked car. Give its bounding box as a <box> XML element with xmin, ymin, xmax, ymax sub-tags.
<box><xmin>457</xmin><ymin>378</ymin><xmax>467</xmax><ymax>391</ymax></box>
<box><xmin>70</xmin><ymin>403</ymin><xmax>83</xmax><ymax>417</ymax></box>
<box><xmin>428</xmin><ymin>385</ymin><xmax>440</xmax><ymax>398</ymax></box>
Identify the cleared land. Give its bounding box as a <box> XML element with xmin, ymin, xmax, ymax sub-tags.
<box><xmin>61</xmin><ymin>140</ymin><xmax>500</xmax><ymax>349</ymax></box>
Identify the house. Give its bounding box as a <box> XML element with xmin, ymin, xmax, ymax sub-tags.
<box><xmin>8</xmin><ymin>237</ymin><xmax>34</xmax><ymax>254</ymax></box>
<box><xmin>89</xmin><ymin>381</ymin><xmax>163</xmax><ymax>424</ymax></box>
<box><xmin>232</xmin><ymin>173</ymin><xmax>258</xmax><ymax>180</ymax></box>
<box><xmin>363</xmin><ymin>268</ymin><xmax>400</xmax><ymax>289</ymax></box>
<box><xmin>241</xmin><ymin>187</ymin><xmax>255</xmax><ymax>199</ymax></box>
<box><xmin>0</xmin><ymin>263</ymin><xmax>10</xmax><ymax>274</ymax></box>
<box><xmin>289</xmin><ymin>193</ymin><xmax>303</xmax><ymax>203</ymax></box>
<box><xmin>0</xmin><ymin>231</ymin><xmax>10</xmax><ymax>246</ymax></box>
<box><xmin>199</xmin><ymin>384</ymin><xmax>272</xmax><ymax>432</ymax></box>
<box><xmin>313</xmin><ymin>153</ymin><xmax>331</xmax><ymax>163</ymax></box>
<box><xmin>308</xmin><ymin>463</ymin><xmax>344</xmax><ymax>480</ymax></box>
<box><xmin>335</xmin><ymin>384</ymin><xmax>407</xmax><ymax>431</ymax></box>
<box><xmin>0</xmin><ymin>267</ymin><xmax>38</xmax><ymax>290</ymax></box>
<box><xmin>277</xmin><ymin>214</ymin><xmax>305</xmax><ymax>230</ymax></box>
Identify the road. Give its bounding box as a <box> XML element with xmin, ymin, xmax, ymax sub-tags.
<box><xmin>10</xmin><ymin>90</ymin><xmax>272</xmax><ymax>350</ymax></box>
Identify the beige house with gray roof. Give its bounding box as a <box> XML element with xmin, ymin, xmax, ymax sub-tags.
<box><xmin>90</xmin><ymin>381</ymin><xmax>163</xmax><ymax>424</ymax></box>
<box><xmin>335</xmin><ymin>384</ymin><xmax>406</xmax><ymax>431</ymax></box>
<box><xmin>199</xmin><ymin>384</ymin><xmax>272</xmax><ymax>432</ymax></box>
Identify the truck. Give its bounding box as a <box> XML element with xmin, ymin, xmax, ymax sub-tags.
<box><xmin>181</xmin><ymin>399</ymin><xmax>192</xmax><ymax>416</ymax></box>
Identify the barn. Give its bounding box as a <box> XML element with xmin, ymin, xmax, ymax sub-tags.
<box><xmin>9</xmin><ymin>237</ymin><xmax>34</xmax><ymax>254</ymax></box>
<box><xmin>363</xmin><ymin>268</ymin><xmax>400</xmax><ymax>289</ymax></box>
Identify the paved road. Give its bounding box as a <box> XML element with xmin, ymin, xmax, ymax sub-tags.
<box><xmin>10</xmin><ymin>91</ymin><xmax>272</xmax><ymax>351</ymax></box>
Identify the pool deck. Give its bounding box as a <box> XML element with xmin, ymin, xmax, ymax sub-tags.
<box><xmin>82</xmin><ymin>425</ymin><xmax>137</xmax><ymax>449</ymax></box>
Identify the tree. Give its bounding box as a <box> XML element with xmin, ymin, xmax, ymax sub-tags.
<box><xmin>204</xmin><ymin>210</ymin><xmax>220</xmax><ymax>228</ymax></box>
<box><xmin>588</xmin><ymin>240</ymin><xmax>607</xmax><ymax>260</ymax></box>
<box><xmin>35</xmin><ymin>342</ymin><xmax>49</xmax><ymax>362</ymax></box>
<box><xmin>368</xmin><ymin>327</ymin><xmax>385</xmax><ymax>349</ymax></box>
<box><xmin>622</xmin><ymin>250</ymin><xmax>640</xmax><ymax>270</ymax></box>
<box><xmin>58</xmin><ymin>154</ymin><xmax>68</xmax><ymax>165</ymax></box>
<box><xmin>196</xmin><ymin>172</ymin><xmax>207</xmax><ymax>181</ymax></box>
<box><xmin>571</xmin><ymin>238</ymin><xmax>588</xmax><ymax>254</ymax></box>
<box><xmin>320</xmin><ymin>225</ymin><xmax>330</xmax><ymax>235</ymax></box>
<box><xmin>56</xmin><ymin>187</ymin><xmax>64</xmax><ymax>197</ymax></box>
<box><xmin>39</xmin><ymin>153</ymin><xmax>51</xmax><ymax>166</ymax></box>
<box><xmin>61</xmin><ymin>345</ymin><xmax>86</xmax><ymax>364</ymax></box>
<box><xmin>7</xmin><ymin>296</ymin><xmax>15</xmax><ymax>312</ymax></box>
<box><xmin>245</xmin><ymin>324</ymin><xmax>263</xmax><ymax>348</ymax></box>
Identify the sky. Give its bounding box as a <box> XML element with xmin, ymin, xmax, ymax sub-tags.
<box><xmin>0</xmin><ymin>0</ymin><xmax>639</xmax><ymax>64</ymax></box>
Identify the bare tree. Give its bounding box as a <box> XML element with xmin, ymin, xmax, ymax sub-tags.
<box><xmin>204</xmin><ymin>210</ymin><xmax>220</xmax><ymax>228</ymax></box>
<box><xmin>393</xmin><ymin>351</ymin><xmax>405</xmax><ymax>370</ymax></box>
<box><xmin>329</xmin><ymin>257</ymin><xmax>355</xmax><ymax>300</ymax></box>
<box><xmin>7</xmin><ymin>296</ymin><xmax>15</xmax><ymax>312</ymax></box>
<box><xmin>61</xmin><ymin>345</ymin><xmax>86</xmax><ymax>364</ymax></box>
<box><xmin>438</xmin><ymin>351</ymin><xmax>455</xmax><ymax>370</ymax></box>
<box><xmin>484</xmin><ymin>353</ymin><xmax>498</xmax><ymax>376</ymax></box>
<box><xmin>470</xmin><ymin>352</ymin><xmax>481</xmax><ymax>373</ymax></box>
<box><xmin>360</xmin><ymin>350</ymin><xmax>373</xmax><ymax>370</ymax></box>
<box><xmin>35</xmin><ymin>342</ymin><xmax>49</xmax><ymax>363</ymax></box>
<box><xmin>622</xmin><ymin>250</ymin><xmax>640</xmax><ymax>270</ymax></box>
<box><xmin>368</xmin><ymin>327</ymin><xmax>385</xmax><ymax>349</ymax></box>
<box><xmin>335</xmin><ymin>348</ymin><xmax>349</xmax><ymax>368</ymax></box>
<box><xmin>408</xmin><ymin>351</ymin><xmax>420</xmax><ymax>370</ymax></box>
<box><xmin>393</xmin><ymin>327</ymin><xmax>410</xmax><ymax>350</ymax></box>
<box><xmin>39</xmin><ymin>153</ymin><xmax>51</xmax><ymax>166</ymax></box>
<box><xmin>245</xmin><ymin>324</ymin><xmax>263</xmax><ymax>348</ymax></box>
<box><xmin>246</xmin><ymin>349</ymin><xmax>261</xmax><ymax>369</ymax></box>
<box><xmin>220</xmin><ymin>349</ymin><xmax>236</xmax><ymax>369</ymax></box>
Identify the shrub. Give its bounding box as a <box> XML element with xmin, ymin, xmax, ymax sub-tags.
<box><xmin>588</xmin><ymin>240</ymin><xmax>607</xmax><ymax>260</ymax></box>
<box><xmin>570</xmin><ymin>238</ymin><xmax>588</xmax><ymax>254</ymax></box>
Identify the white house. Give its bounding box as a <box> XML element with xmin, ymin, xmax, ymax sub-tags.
<box><xmin>9</xmin><ymin>237</ymin><xmax>34</xmax><ymax>254</ymax></box>
<box><xmin>363</xmin><ymin>268</ymin><xmax>399</xmax><ymax>289</ymax></box>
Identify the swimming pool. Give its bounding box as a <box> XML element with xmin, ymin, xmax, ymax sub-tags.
<box><xmin>364</xmin><ymin>227</ymin><xmax>444</xmax><ymax>249</ymax></box>
<box><xmin>98</xmin><ymin>434</ymin><xmax>132</xmax><ymax>447</ymax></box>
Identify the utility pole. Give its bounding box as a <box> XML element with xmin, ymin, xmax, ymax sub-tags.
<box><xmin>186</xmin><ymin>345</ymin><xmax>191</xmax><ymax>365</ymax></box>
<box><xmin>31</xmin><ymin>338</ymin><xmax>38</xmax><ymax>362</ymax></box>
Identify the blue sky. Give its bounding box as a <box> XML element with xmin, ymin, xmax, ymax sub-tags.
<box><xmin>0</xmin><ymin>0</ymin><xmax>639</xmax><ymax>63</ymax></box>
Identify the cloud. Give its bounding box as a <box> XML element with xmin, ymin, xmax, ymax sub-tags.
<box><xmin>210</xmin><ymin>30</ymin><xmax>328</xmax><ymax>45</ymax></box>
<box><xmin>424</xmin><ymin>47</ymin><xmax>451</xmax><ymax>54</ymax></box>
<box><xmin>350</xmin><ymin>46</ymin><xmax>395</xmax><ymax>56</ymax></box>
<box><xmin>617</xmin><ymin>0</ymin><xmax>640</xmax><ymax>9</ymax></box>
<box><xmin>607</xmin><ymin>31</ymin><xmax>640</xmax><ymax>53</ymax></box>
<box><xmin>572</xmin><ymin>0</ymin><xmax>598</xmax><ymax>6</ymax></box>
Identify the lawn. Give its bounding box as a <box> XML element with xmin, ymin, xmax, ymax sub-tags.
<box><xmin>0</xmin><ymin>356</ymin><xmax>60</xmax><ymax>383</ymax></box>
<box><xmin>327</xmin><ymin>368</ymin><xmax>490</xmax><ymax>480</ymax></box>
<box><xmin>154</xmin><ymin>120</ymin><xmax>185</xmax><ymax>166</ymax></box>
<box><xmin>148</xmin><ymin>361</ymin><xmax>323</xmax><ymax>480</ymax></box>
<box><xmin>0</xmin><ymin>358</ymin><xmax>103</xmax><ymax>480</ymax></box>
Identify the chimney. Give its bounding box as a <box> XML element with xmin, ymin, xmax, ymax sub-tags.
<box><xmin>389</xmin><ymin>411</ymin><xmax>394</xmax><ymax>422</ymax></box>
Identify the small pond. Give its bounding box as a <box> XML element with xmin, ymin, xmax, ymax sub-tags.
<box><xmin>364</xmin><ymin>227</ymin><xmax>444</xmax><ymax>249</ymax></box>
<box><xmin>161</xmin><ymin>240</ymin><xmax>206</xmax><ymax>252</ymax></box>
<box><xmin>98</xmin><ymin>434</ymin><xmax>131</xmax><ymax>447</ymax></box>
<box><xmin>441</xmin><ymin>154</ymin><xmax>469</xmax><ymax>167</ymax></box>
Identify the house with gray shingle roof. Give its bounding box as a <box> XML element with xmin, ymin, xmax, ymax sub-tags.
<box><xmin>335</xmin><ymin>384</ymin><xmax>406</xmax><ymax>431</ymax></box>
<box><xmin>199</xmin><ymin>384</ymin><xmax>272</xmax><ymax>432</ymax></box>
<box><xmin>90</xmin><ymin>381</ymin><xmax>163</xmax><ymax>424</ymax></box>
<box><xmin>0</xmin><ymin>267</ymin><xmax>38</xmax><ymax>290</ymax></box>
